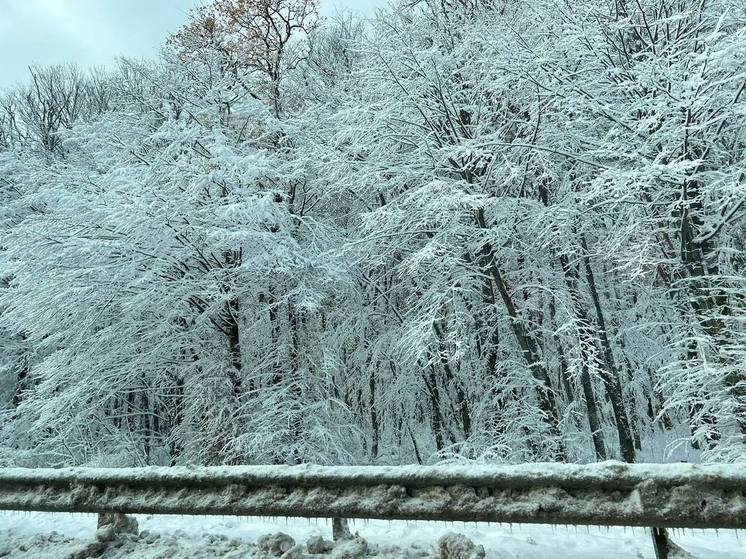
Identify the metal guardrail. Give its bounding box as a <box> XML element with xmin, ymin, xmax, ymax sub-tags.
<box><xmin>0</xmin><ymin>461</ymin><xmax>744</xmax><ymax>529</ymax></box>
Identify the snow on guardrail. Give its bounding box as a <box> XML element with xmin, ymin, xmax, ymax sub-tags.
<box><xmin>0</xmin><ymin>461</ymin><xmax>744</xmax><ymax>529</ymax></box>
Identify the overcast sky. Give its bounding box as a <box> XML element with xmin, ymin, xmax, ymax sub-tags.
<box><xmin>0</xmin><ymin>0</ymin><xmax>384</xmax><ymax>90</ymax></box>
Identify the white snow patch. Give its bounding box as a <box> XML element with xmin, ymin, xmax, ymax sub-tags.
<box><xmin>0</xmin><ymin>512</ymin><xmax>743</xmax><ymax>558</ymax></box>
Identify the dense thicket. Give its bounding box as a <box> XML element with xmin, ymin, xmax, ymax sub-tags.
<box><xmin>1</xmin><ymin>0</ymin><xmax>744</xmax><ymax>467</ymax></box>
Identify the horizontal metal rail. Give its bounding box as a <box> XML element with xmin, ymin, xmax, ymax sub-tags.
<box><xmin>0</xmin><ymin>461</ymin><xmax>744</xmax><ymax>529</ymax></box>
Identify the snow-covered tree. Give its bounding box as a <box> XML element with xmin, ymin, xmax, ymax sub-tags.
<box><xmin>0</xmin><ymin>0</ymin><xmax>744</xmax><ymax>468</ymax></box>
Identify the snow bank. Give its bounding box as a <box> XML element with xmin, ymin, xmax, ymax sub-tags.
<box><xmin>0</xmin><ymin>513</ymin><xmax>744</xmax><ymax>559</ymax></box>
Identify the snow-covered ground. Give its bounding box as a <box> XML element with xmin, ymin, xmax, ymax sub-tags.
<box><xmin>0</xmin><ymin>512</ymin><xmax>744</xmax><ymax>558</ymax></box>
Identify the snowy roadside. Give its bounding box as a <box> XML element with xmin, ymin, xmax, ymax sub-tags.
<box><xmin>0</xmin><ymin>512</ymin><xmax>744</xmax><ymax>558</ymax></box>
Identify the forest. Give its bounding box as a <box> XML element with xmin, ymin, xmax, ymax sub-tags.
<box><xmin>0</xmin><ymin>0</ymin><xmax>744</xmax><ymax>469</ymax></box>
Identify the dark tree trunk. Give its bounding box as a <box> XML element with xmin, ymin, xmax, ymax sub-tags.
<box><xmin>433</xmin><ymin>321</ymin><xmax>472</xmax><ymax>439</ymax></box>
<box><xmin>369</xmin><ymin>371</ymin><xmax>379</xmax><ymax>459</ymax></box>
<box><xmin>558</xmin><ymin>254</ymin><xmax>607</xmax><ymax>460</ymax></box>
<box><xmin>425</xmin><ymin>362</ymin><xmax>447</xmax><ymax>452</ymax></box>
<box><xmin>225</xmin><ymin>295</ymin><xmax>242</xmax><ymax>396</ymax></box>
<box><xmin>475</xmin><ymin>209</ymin><xmax>565</xmax><ymax>461</ymax></box>
<box><xmin>579</xmin><ymin>235</ymin><xmax>636</xmax><ymax>463</ymax></box>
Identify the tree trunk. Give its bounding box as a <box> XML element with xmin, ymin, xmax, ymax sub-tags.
<box><xmin>433</xmin><ymin>320</ymin><xmax>472</xmax><ymax>439</ymax></box>
<box><xmin>369</xmin><ymin>371</ymin><xmax>379</xmax><ymax>460</ymax></box>
<box><xmin>424</xmin><ymin>362</ymin><xmax>447</xmax><ymax>452</ymax></box>
<box><xmin>474</xmin><ymin>208</ymin><xmax>565</xmax><ymax>461</ymax></box>
<box><xmin>578</xmin><ymin>236</ymin><xmax>637</xmax><ymax>463</ymax></box>
<box><xmin>558</xmin><ymin>254</ymin><xmax>607</xmax><ymax>460</ymax></box>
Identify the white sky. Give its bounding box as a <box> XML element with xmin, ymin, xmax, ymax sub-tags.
<box><xmin>0</xmin><ymin>0</ymin><xmax>385</xmax><ymax>90</ymax></box>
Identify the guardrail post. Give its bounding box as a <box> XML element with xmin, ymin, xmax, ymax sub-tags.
<box><xmin>650</xmin><ymin>527</ymin><xmax>670</xmax><ymax>559</ymax></box>
<box><xmin>332</xmin><ymin>517</ymin><xmax>352</xmax><ymax>541</ymax></box>
<box><xmin>67</xmin><ymin>513</ymin><xmax>139</xmax><ymax>559</ymax></box>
